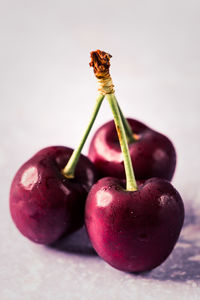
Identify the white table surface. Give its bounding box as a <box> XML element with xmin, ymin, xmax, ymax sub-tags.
<box><xmin>1</xmin><ymin>1</ymin><xmax>200</xmax><ymax>299</ymax></box>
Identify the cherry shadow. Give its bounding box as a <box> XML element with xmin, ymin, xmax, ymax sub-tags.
<box><xmin>48</xmin><ymin>226</ymin><xmax>97</xmax><ymax>256</ymax></box>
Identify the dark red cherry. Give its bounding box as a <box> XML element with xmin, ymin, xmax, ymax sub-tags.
<box><xmin>88</xmin><ymin>119</ymin><xmax>176</xmax><ymax>181</ymax></box>
<box><xmin>85</xmin><ymin>177</ymin><xmax>184</xmax><ymax>272</ymax></box>
<box><xmin>10</xmin><ymin>146</ymin><xmax>98</xmax><ymax>245</ymax></box>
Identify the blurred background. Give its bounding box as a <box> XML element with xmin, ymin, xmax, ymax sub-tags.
<box><xmin>1</xmin><ymin>0</ymin><xmax>200</xmax><ymax>189</ymax></box>
<box><xmin>0</xmin><ymin>0</ymin><xmax>200</xmax><ymax>299</ymax></box>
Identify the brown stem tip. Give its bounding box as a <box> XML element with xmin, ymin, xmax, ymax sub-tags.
<box><xmin>89</xmin><ymin>50</ymin><xmax>112</xmax><ymax>79</ymax></box>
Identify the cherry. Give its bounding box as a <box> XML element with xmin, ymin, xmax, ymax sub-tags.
<box><xmin>88</xmin><ymin>118</ymin><xmax>176</xmax><ymax>181</ymax></box>
<box><xmin>10</xmin><ymin>146</ymin><xmax>98</xmax><ymax>244</ymax></box>
<box><xmin>85</xmin><ymin>177</ymin><xmax>184</xmax><ymax>272</ymax></box>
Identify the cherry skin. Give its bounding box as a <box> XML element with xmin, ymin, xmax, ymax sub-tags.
<box><xmin>88</xmin><ymin>119</ymin><xmax>176</xmax><ymax>181</ymax></box>
<box><xmin>85</xmin><ymin>177</ymin><xmax>184</xmax><ymax>272</ymax></box>
<box><xmin>10</xmin><ymin>146</ymin><xmax>98</xmax><ymax>245</ymax></box>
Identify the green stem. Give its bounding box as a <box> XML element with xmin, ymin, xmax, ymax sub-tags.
<box><xmin>62</xmin><ymin>94</ymin><xmax>105</xmax><ymax>178</ymax></box>
<box><xmin>117</xmin><ymin>103</ymin><xmax>136</xmax><ymax>143</ymax></box>
<box><xmin>106</xmin><ymin>93</ymin><xmax>137</xmax><ymax>191</ymax></box>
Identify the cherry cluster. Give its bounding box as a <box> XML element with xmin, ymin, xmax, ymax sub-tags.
<box><xmin>10</xmin><ymin>50</ymin><xmax>184</xmax><ymax>273</ymax></box>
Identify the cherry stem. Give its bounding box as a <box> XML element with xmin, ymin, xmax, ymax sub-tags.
<box><xmin>107</xmin><ymin>93</ymin><xmax>137</xmax><ymax>191</ymax></box>
<box><xmin>117</xmin><ymin>103</ymin><xmax>136</xmax><ymax>143</ymax></box>
<box><xmin>62</xmin><ymin>94</ymin><xmax>105</xmax><ymax>178</ymax></box>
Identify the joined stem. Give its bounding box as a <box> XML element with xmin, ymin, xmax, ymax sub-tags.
<box><xmin>62</xmin><ymin>94</ymin><xmax>105</xmax><ymax>178</ymax></box>
<box><xmin>107</xmin><ymin>93</ymin><xmax>137</xmax><ymax>191</ymax></box>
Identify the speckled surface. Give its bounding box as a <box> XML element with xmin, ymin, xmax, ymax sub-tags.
<box><xmin>1</xmin><ymin>0</ymin><xmax>200</xmax><ymax>299</ymax></box>
<box><xmin>1</xmin><ymin>206</ymin><xmax>200</xmax><ymax>299</ymax></box>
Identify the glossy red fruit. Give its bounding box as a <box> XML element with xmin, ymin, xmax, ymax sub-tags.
<box><xmin>10</xmin><ymin>146</ymin><xmax>98</xmax><ymax>245</ymax></box>
<box><xmin>88</xmin><ymin>119</ymin><xmax>176</xmax><ymax>181</ymax></box>
<box><xmin>85</xmin><ymin>177</ymin><xmax>184</xmax><ymax>272</ymax></box>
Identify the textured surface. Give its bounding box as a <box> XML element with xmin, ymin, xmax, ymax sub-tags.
<box><xmin>1</xmin><ymin>0</ymin><xmax>200</xmax><ymax>299</ymax></box>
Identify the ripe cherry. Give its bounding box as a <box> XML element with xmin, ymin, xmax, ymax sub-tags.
<box><xmin>89</xmin><ymin>118</ymin><xmax>176</xmax><ymax>181</ymax></box>
<box><xmin>85</xmin><ymin>177</ymin><xmax>184</xmax><ymax>272</ymax></box>
<box><xmin>10</xmin><ymin>146</ymin><xmax>98</xmax><ymax>245</ymax></box>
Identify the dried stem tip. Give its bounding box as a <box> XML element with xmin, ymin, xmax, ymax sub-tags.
<box><xmin>89</xmin><ymin>50</ymin><xmax>112</xmax><ymax>78</ymax></box>
<box><xmin>89</xmin><ymin>50</ymin><xmax>115</xmax><ymax>95</ymax></box>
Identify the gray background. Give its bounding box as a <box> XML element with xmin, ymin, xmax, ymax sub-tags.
<box><xmin>1</xmin><ymin>1</ymin><xmax>200</xmax><ymax>299</ymax></box>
